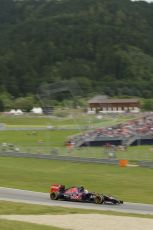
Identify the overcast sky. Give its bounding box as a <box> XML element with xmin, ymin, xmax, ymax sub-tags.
<box><xmin>131</xmin><ymin>0</ymin><xmax>153</xmax><ymax>2</ymax></box>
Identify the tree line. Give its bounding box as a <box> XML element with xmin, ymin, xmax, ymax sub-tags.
<box><xmin>0</xmin><ymin>0</ymin><xmax>153</xmax><ymax>107</ymax></box>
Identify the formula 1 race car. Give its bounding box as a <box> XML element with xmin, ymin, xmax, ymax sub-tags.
<box><xmin>50</xmin><ymin>184</ymin><xmax>123</xmax><ymax>205</ymax></box>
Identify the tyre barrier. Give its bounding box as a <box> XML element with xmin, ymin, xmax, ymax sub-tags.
<box><xmin>138</xmin><ymin>161</ymin><xmax>153</xmax><ymax>168</ymax></box>
<box><xmin>0</xmin><ymin>151</ymin><xmax>118</xmax><ymax>165</ymax></box>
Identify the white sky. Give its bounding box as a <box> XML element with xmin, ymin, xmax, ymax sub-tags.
<box><xmin>131</xmin><ymin>0</ymin><xmax>153</xmax><ymax>2</ymax></box>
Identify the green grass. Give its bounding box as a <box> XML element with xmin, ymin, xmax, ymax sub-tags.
<box><xmin>1</xmin><ymin>113</ymin><xmax>153</xmax><ymax>226</ymax></box>
<box><xmin>0</xmin><ymin>114</ymin><xmax>77</xmax><ymax>126</ymax></box>
<box><xmin>0</xmin><ymin>200</ymin><xmax>153</xmax><ymax>219</ymax></box>
<box><xmin>1</xmin><ymin>202</ymin><xmax>152</xmax><ymax>230</ymax></box>
<box><xmin>0</xmin><ymin>113</ymin><xmax>138</xmax><ymax>127</ymax></box>
<box><xmin>62</xmin><ymin>145</ymin><xmax>153</xmax><ymax>161</ymax></box>
<box><xmin>0</xmin><ymin>157</ymin><xmax>153</xmax><ymax>204</ymax></box>
<box><xmin>0</xmin><ymin>201</ymin><xmax>109</xmax><ymax>215</ymax></box>
<box><xmin>0</xmin><ymin>113</ymin><xmax>149</xmax><ymax>160</ymax></box>
<box><xmin>1</xmin><ymin>130</ymin><xmax>153</xmax><ymax>161</ymax></box>
<box><xmin>0</xmin><ymin>219</ymin><xmax>65</xmax><ymax>230</ymax></box>
<box><xmin>0</xmin><ymin>130</ymin><xmax>77</xmax><ymax>148</ymax></box>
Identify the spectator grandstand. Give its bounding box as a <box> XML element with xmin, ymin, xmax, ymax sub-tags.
<box><xmin>67</xmin><ymin>113</ymin><xmax>153</xmax><ymax>147</ymax></box>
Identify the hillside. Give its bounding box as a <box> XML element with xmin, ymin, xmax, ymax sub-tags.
<box><xmin>0</xmin><ymin>0</ymin><xmax>153</xmax><ymax>98</ymax></box>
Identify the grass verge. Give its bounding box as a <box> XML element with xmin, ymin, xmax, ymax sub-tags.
<box><xmin>0</xmin><ymin>200</ymin><xmax>153</xmax><ymax>219</ymax></box>
<box><xmin>0</xmin><ymin>219</ymin><xmax>65</xmax><ymax>230</ymax></box>
<box><xmin>0</xmin><ymin>157</ymin><xmax>153</xmax><ymax>204</ymax></box>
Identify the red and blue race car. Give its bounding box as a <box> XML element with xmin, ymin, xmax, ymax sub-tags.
<box><xmin>50</xmin><ymin>184</ymin><xmax>123</xmax><ymax>205</ymax></box>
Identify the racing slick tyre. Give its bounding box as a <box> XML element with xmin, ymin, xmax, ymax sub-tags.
<box><xmin>50</xmin><ymin>192</ymin><xmax>59</xmax><ymax>200</ymax></box>
<box><xmin>94</xmin><ymin>195</ymin><xmax>104</xmax><ymax>204</ymax></box>
<box><xmin>112</xmin><ymin>199</ymin><xmax>123</xmax><ymax>205</ymax></box>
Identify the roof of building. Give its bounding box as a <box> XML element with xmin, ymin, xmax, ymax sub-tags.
<box><xmin>88</xmin><ymin>98</ymin><xmax>139</xmax><ymax>104</ymax></box>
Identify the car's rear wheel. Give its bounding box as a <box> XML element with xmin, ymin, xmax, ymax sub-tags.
<box><xmin>94</xmin><ymin>195</ymin><xmax>104</xmax><ymax>204</ymax></box>
<box><xmin>50</xmin><ymin>192</ymin><xmax>59</xmax><ymax>200</ymax></box>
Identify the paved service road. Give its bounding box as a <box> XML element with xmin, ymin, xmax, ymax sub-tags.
<box><xmin>0</xmin><ymin>187</ymin><xmax>153</xmax><ymax>215</ymax></box>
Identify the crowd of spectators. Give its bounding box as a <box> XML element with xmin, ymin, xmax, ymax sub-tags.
<box><xmin>67</xmin><ymin>113</ymin><xmax>153</xmax><ymax>147</ymax></box>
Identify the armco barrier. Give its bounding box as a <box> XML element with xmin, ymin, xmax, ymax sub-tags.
<box><xmin>1</xmin><ymin>152</ymin><xmax>153</xmax><ymax>168</ymax></box>
<box><xmin>138</xmin><ymin>161</ymin><xmax>153</xmax><ymax>168</ymax></box>
<box><xmin>0</xmin><ymin>152</ymin><xmax>118</xmax><ymax>165</ymax></box>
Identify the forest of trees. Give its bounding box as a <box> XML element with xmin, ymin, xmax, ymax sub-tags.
<box><xmin>1</xmin><ymin>0</ymin><xmax>153</xmax><ymax>107</ymax></box>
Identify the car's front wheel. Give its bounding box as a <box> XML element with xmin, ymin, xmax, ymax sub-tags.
<box><xmin>94</xmin><ymin>195</ymin><xmax>104</xmax><ymax>204</ymax></box>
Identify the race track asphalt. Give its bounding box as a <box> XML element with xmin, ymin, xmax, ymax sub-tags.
<box><xmin>0</xmin><ymin>187</ymin><xmax>153</xmax><ymax>215</ymax></box>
